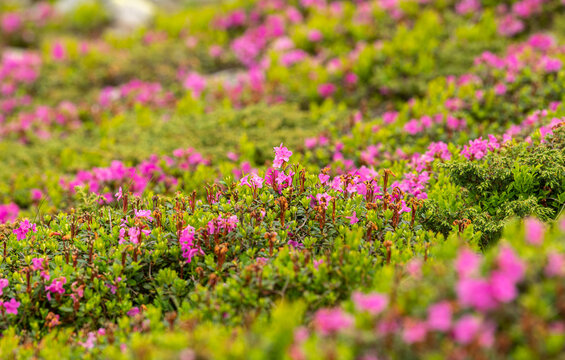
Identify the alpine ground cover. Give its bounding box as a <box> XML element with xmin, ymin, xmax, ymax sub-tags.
<box><xmin>1</xmin><ymin>0</ymin><xmax>565</xmax><ymax>359</ymax></box>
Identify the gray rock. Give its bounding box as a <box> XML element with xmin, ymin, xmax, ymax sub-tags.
<box><xmin>106</xmin><ymin>0</ymin><xmax>155</xmax><ymax>29</ymax></box>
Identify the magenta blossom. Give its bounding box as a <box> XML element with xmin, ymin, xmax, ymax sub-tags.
<box><xmin>313</xmin><ymin>308</ymin><xmax>354</xmax><ymax>335</ymax></box>
<box><xmin>346</xmin><ymin>211</ymin><xmax>359</xmax><ymax>224</ymax></box>
<box><xmin>427</xmin><ymin>301</ymin><xmax>452</xmax><ymax>331</ymax></box>
<box><xmin>454</xmin><ymin>315</ymin><xmax>482</xmax><ymax>344</ymax></box>
<box><xmin>0</xmin><ymin>278</ymin><xmax>8</xmax><ymax>296</ymax></box>
<box><xmin>402</xmin><ymin>319</ymin><xmax>428</xmax><ymax>344</ymax></box>
<box><xmin>454</xmin><ymin>248</ymin><xmax>482</xmax><ymax>278</ymax></box>
<box><xmin>525</xmin><ymin>217</ymin><xmax>544</xmax><ymax>245</ymax></box>
<box><xmin>127</xmin><ymin>307</ymin><xmax>140</xmax><ymax>317</ymax></box>
<box><xmin>13</xmin><ymin>219</ymin><xmax>37</xmax><ymax>240</ymax></box>
<box><xmin>179</xmin><ymin>225</ymin><xmax>204</xmax><ymax>263</ymax></box>
<box><xmin>352</xmin><ymin>292</ymin><xmax>388</xmax><ymax>315</ymax></box>
<box><xmin>273</xmin><ymin>143</ymin><xmax>293</xmax><ymax>168</ymax></box>
<box><xmin>318</xmin><ymin>83</ymin><xmax>336</xmax><ymax>98</ymax></box>
<box><xmin>1</xmin><ymin>298</ymin><xmax>20</xmax><ymax>315</ymax></box>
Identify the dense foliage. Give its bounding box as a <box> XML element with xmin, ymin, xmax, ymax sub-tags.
<box><xmin>1</xmin><ymin>0</ymin><xmax>565</xmax><ymax>358</ymax></box>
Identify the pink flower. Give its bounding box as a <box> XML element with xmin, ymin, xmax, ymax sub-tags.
<box><xmin>489</xmin><ymin>271</ymin><xmax>518</xmax><ymax>303</ymax></box>
<box><xmin>456</xmin><ymin>278</ymin><xmax>497</xmax><ymax>311</ymax></box>
<box><xmin>346</xmin><ymin>211</ymin><xmax>359</xmax><ymax>224</ymax></box>
<box><xmin>313</xmin><ymin>259</ymin><xmax>324</xmax><ymax>270</ymax></box>
<box><xmin>453</xmin><ymin>315</ymin><xmax>481</xmax><ymax>344</ymax></box>
<box><xmin>31</xmin><ymin>258</ymin><xmax>45</xmax><ymax>271</ymax></box>
<box><xmin>525</xmin><ymin>217</ymin><xmax>544</xmax><ymax>245</ymax></box>
<box><xmin>1</xmin><ymin>298</ymin><xmax>20</xmax><ymax>315</ymax></box>
<box><xmin>273</xmin><ymin>143</ymin><xmax>293</xmax><ymax>168</ymax></box>
<box><xmin>30</xmin><ymin>189</ymin><xmax>43</xmax><ymax>201</ymax></box>
<box><xmin>455</xmin><ymin>0</ymin><xmax>480</xmax><ymax>14</ymax></box>
<box><xmin>405</xmin><ymin>258</ymin><xmax>423</xmax><ymax>279</ymax></box>
<box><xmin>498</xmin><ymin>15</ymin><xmax>524</xmax><ymax>37</ymax></box>
<box><xmin>318</xmin><ymin>83</ymin><xmax>336</xmax><ymax>98</ymax></box>
<box><xmin>0</xmin><ymin>203</ymin><xmax>19</xmax><ymax>224</ymax></box>
<box><xmin>404</xmin><ymin>119</ymin><xmax>422</xmax><ymax>135</ymax></box>
<box><xmin>45</xmin><ymin>277</ymin><xmax>67</xmax><ymax>300</ymax></box>
<box><xmin>543</xmin><ymin>57</ymin><xmax>562</xmax><ymax>73</ymax></box>
<box><xmin>0</xmin><ymin>278</ymin><xmax>8</xmax><ymax>296</ymax></box>
<box><xmin>352</xmin><ymin>292</ymin><xmax>388</xmax><ymax>315</ymax></box>
<box><xmin>313</xmin><ymin>308</ymin><xmax>354</xmax><ymax>335</ymax></box>
<box><xmin>496</xmin><ymin>246</ymin><xmax>525</xmax><ymax>282</ymax></box>
<box><xmin>1</xmin><ymin>13</ymin><xmax>22</xmax><ymax>33</ymax></box>
<box><xmin>127</xmin><ymin>307</ymin><xmax>140</xmax><ymax>317</ymax></box>
<box><xmin>545</xmin><ymin>253</ymin><xmax>565</xmax><ymax>277</ymax></box>
<box><xmin>344</xmin><ymin>72</ymin><xmax>358</xmax><ymax>86</ymax></box>
<box><xmin>308</xmin><ymin>29</ymin><xmax>323</xmax><ymax>42</ymax></box>
<box><xmin>402</xmin><ymin>319</ymin><xmax>428</xmax><ymax>344</ymax></box>
<box><xmin>427</xmin><ymin>301</ymin><xmax>452</xmax><ymax>331</ymax></box>
<box><xmin>115</xmin><ymin>187</ymin><xmax>123</xmax><ymax>201</ymax></box>
<box><xmin>318</xmin><ymin>173</ymin><xmax>330</xmax><ymax>185</ymax></box>
<box><xmin>52</xmin><ymin>42</ymin><xmax>66</xmax><ymax>61</ymax></box>
<box><xmin>179</xmin><ymin>225</ymin><xmax>203</xmax><ymax>263</ymax></box>
<box><xmin>494</xmin><ymin>83</ymin><xmax>507</xmax><ymax>95</ymax></box>
<box><xmin>79</xmin><ymin>332</ymin><xmax>97</xmax><ymax>350</ymax></box>
<box><xmin>13</xmin><ymin>219</ymin><xmax>37</xmax><ymax>241</ymax></box>
<box><xmin>183</xmin><ymin>72</ymin><xmax>207</xmax><ymax>98</ymax></box>
<box><xmin>134</xmin><ymin>209</ymin><xmax>154</xmax><ymax>222</ymax></box>
<box><xmin>383</xmin><ymin>111</ymin><xmax>398</xmax><ymax>124</ymax></box>
<box><xmin>455</xmin><ymin>248</ymin><xmax>482</xmax><ymax>278</ymax></box>
<box><xmin>128</xmin><ymin>227</ymin><xmax>141</xmax><ymax>244</ymax></box>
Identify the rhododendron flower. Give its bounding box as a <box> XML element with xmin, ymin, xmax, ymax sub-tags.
<box><xmin>456</xmin><ymin>278</ymin><xmax>497</xmax><ymax>311</ymax></box>
<box><xmin>134</xmin><ymin>209</ymin><xmax>154</xmax><ymax>221</ymax></box>
<box><xmin>453</xmin><ymin>315</ymin><xmax>482</xmax><ymax>344</ymax></box>
<box><xmin>496</xmin><ymin>246</ymin><xmax>525</xmax><ymax>282</ymax></box>
<box><xmin>1</xmin><ymin>298</ymin><xmax>20</xmax><ymax>315</ymax></box>
<box><xmin>0</xmin><ymin>278</ymin><xmax>8</xmax><ymax>296</ymax></box>
<box><xmin>383</xmin><ymin>111</ymin><xmax>398</xmax><ymax>124</ymax></box>
<box><xmin>545</xmin><ymin>253</ymin><xmax>565</xmax><ymax>277</ymax></box>
<box><xmin>345</xmin><ymin>72</ymin><xmax>358</xmax><ymax>86</ymax></box>
<box><xmin>30</xmin><ymin>189</ymin><xmax>43</xmax><ymax>201</ymax></box>
<box><xmin>183</xmin><ymin>72</ymin><xmax>207</xmax><ymax>98</ymax></box>
<box><xmin>45</xmin><ymin>277</ymin><xmax>66</xmax><ymax>300</ymax></box>
<box><xmin>498</xmin><ymin>15</ymin><xmax>524</xmax><ymax>37</ymax></box>
<box><xmin>1</xmin><ymin>13</ymin><xmax>22</xmax><ymax>33</ymax></box>
<box><xmin>318</xmin><ymin>173</ymin><xmax>330</xmax><ymax>185</ymax></box>
<box><xmin>127</xmin><ymin>307</ymin><xmax>140</xmax><ymax>317</ymax></box>
<box><xmin>52</xmin><ymin>42</ymin><xmax>66</xmax><ymax>61</ymax></box>
<box><xmin>489</xmin><ymin>270</ymin><xmax>518</xmax><ymax>302</ymax></box>
<box><xmin>79</xmin><ymin>332</ymin><xmax>97</xmax><ymax>350</ymax></box>
<box><xmin>115</xmin><ymin>187</ymin><xmax>123</xmax><ymax>201</ymax></box>
<box><xmin>455</xmin><ymin>0</ymin><xmax>480</xmax><ymax>14</ymax></box>
<box><xmin>346</xmin><ymin>211</ymin><xmax>359</xmax><ymax>224</ymax></box>
<box><xmin>316</xmin><ymin>193</ymin><xmax>332</xmax><ymax>207</ymax></box>
<box><xmin>352</xmin><ymin>292</ymin><xmax>388</xmax><ymax>315</ymax></box>
<box><xmin>31</xmin><ymin>258</ymin><xmax>45</xmax><ymax>271</ymax></box>
<box><xmin>13</xmin><ymin>219</ymin><xmax>37</xmax><ymax>240</ymax></box>
<box><xmin>404</xmin><ymin>119</ymin><xmax>422</xmax><ymax>135</ymax></box>
<box><xmin>273</xmin><ymin>143</ymin><xmax>292</xmax><ymax>168</ymax></box>
<box><xmin>308</xmin><ymin>29</ymin><xmax>323</xmax><ymax>42</ymax></box>
<box><xmin>313</xmin><ymin>259</ymin><xmax>324</xmax><ymax>270</ymax></box>
<box><xmin>402</xmin><ymin>319</ymin><xmax>427</xmax><ymax>344</ymax></box>
<box><xmin>318</xmin><ymin>83</ymin><xmax>336</xmax><ymax>98</ymax></box>
<box><xmin>0</xmin><ymin>203</ymin><xmax>20</xmax><ymax>224</ymax></box>
<box><xmin>525</xmin><ymin>217</ymin><xmax>544</xmax><ymax>245</ymax></box>
<box><xmin>427</xmin><ymin>301</ymin><xmax>452</xmax><ymax>331</ymax></box>
<box><xmin>405</xmin><ymin>258</ymin><xmax>422</xmax><ymax>279</ymax></box>
<box><xmin>455</xmin><ymin>248</ymin><xmax>482</xmax><ymax>278</ymax></box>
<box><xmin>543</xmin><ymin>57</ymin><xmax>562</xmax><ymax>73</ymax></box>
<box><xmin>179</xmin><ymin>225</ymin><xmax>203</xmax><ymax>263</ymax></box>
<box><xmin>129</xmin><ymin>227</ymin><xmax>141</xmax><ymax>244</ymax></box>
<box><xmin>313</xmin><ymin>308</ymin><xmax>353</xmax><ymax>335</ymax></box>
